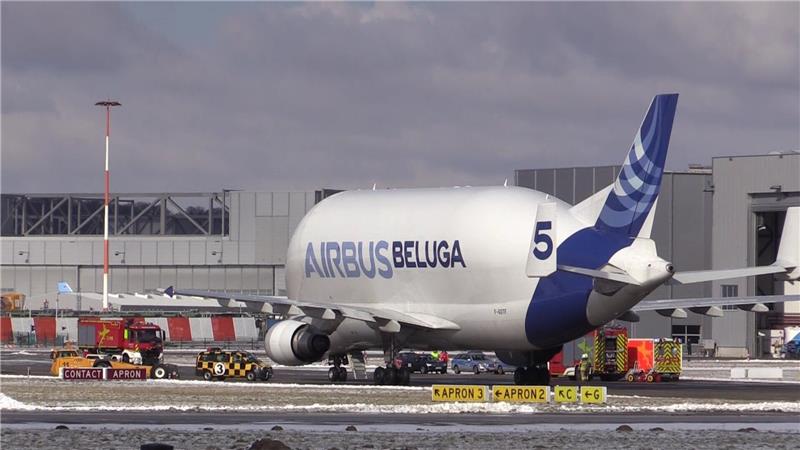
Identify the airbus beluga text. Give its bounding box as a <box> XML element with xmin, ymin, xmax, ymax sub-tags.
<box><xmin>176</xmin><ymin>94</ymin><xmax>800</xmax><ymax>385</ymax></box>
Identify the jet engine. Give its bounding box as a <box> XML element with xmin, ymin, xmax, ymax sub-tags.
<box><xmin>264</xmin><ymin>319</ymin><xmax>331</xmax><ymax>366</ymax></box>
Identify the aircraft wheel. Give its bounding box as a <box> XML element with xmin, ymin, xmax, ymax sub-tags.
<box><xmin>497</xmin><ymin>367</ymin><xmax>505</xmax><ymax>375</ymax></box>
<box><xmin>421</xmin><ymin>365</ymin><xmax>428</xmax><ymax>374</ymax></box>
<box><xmin>338</xmin><ymin>367</ymin><xmax>348</xmax><ymax>382</ymax></box>
<box><xmin>373</xmin><ymin>367</ymin><xmax>385</xmax><ymax>385</ymax></box>
<box><xmin>514</xmin><ymin>367</ymin><xmax>527</xmax><ymax>385</ymax></box>
<box><xmin>384</xmin><ymin>367</ymin><xmax>398</xmax><ymax>385</ymax></box>
<box><xmin>328</xmin><ymin>367</ymin><xmax>340</xmax><ymax>382</ymax></box>
<box><xmin>398</xmin><ymin>367</ymin><xmax>411</xmax><ymax>385</ymax></box>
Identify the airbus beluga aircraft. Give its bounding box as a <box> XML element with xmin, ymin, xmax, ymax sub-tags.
<box><xmin>177</xmin><ymin>93</ymin><xmax>800</xmax><ymax>385</ymax></box>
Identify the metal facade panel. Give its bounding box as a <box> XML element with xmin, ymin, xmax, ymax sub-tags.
<box><xmin>273</xmin><ymin>192</ymin><xmax>289</xmax><ymax>216</ymax></box>
<box><xmin>255</xmin><ymin>217</ymin><xmax>274</xmax><ymax>264</ymax></box>
<box><xmin>110</xmin><ymin>267</ymin><xmax>127</xmax><ymax>293</ymax></box>
<box><xmin>79</xmin><ymin>267</ymin><xmax>98</xmax><ymax>293</ymax></box>
<box><xmin>535</xmin><ymin>169</ymin><xmax>556</xmax><ymax>196</ymax></box>
<box><xmin>13</xmin><ymin>241</ymin><xmax>29</xmax><ymax>264</ymax></box>
<box><xmin>573</xmin><ymin>167</ymin><xmax>595</xmax><ymax>204</ymax></box>
<box><xmin>1</xmin><ymin>240</ymin><xmax>12</xmax><ymax>265</ymax></box>
<box><xmin>515</xmin><ymin>170</ymin><xmax>535</xmax><ymax>189</ymax></box>
<box><xmin>256</xmin><ymin>192</ymin><xmax>273</xmax><ymax>217</ymax></box>
<box><xmin>45</xmin><ymin>267</ymin><xmax>62</xmax><ymax>295</ymax></box>
<box><xmin>238</xmin><ymin>240</ymin><xmax>256</xmax><ymax>265</ymax></box>
<box><xmin>160</xmin><ymin>267</ymin><xmax>177</xmax><ymax>291</ymax></box>
<box><xmin>157</xmin><ymin>241</ymin><xmax>173</xmax><ymax>265</ymax></box>
<box><xmin>270</xmin><ymin>217</ymin><xmax>289</xmax><ymax>264</ymax></box>
<box><xmin>30</xmin><ymin>267</ymin><xmax>46</xmax><ymax>296</ymax></box>
<box><xmin>225</xmin><ymin>267</ymin><xmax>243</xmax><ymax>290</ymax></box>
<box><xmin>1</xmin><ymin>267</ymin><xmax>14</xmax><ymax>290</ymax></box>
<box><xmin>144</xmin><ymin>268</ymin><xmax>160</xmax><ymax>291</ymax></box>
<box><xmin>258</xmin><ymin>267</ymin><xmax>274</xmax><ymax>294</ymax></box>
<box><xmin>555</xmin><ymin>168</ymin><xmax>575</xmax><ymax>204</ymax></box>
<box><xmin>14</xmin><ymin>267</ymin><xmax>30</xmax><ymax>296</ymax></box>
<box><xmin>192</xmin><ymin>267</ymin><xmax>209</xmax><ymax>290</ymax></box>
<box><xmin>593</xmin><ymin>166</ymin><xmax>616</xmax><ymax>191</ymax></box>
<box><xmin>222</xmin><ymin>241</ymin><xmax>239</xmax><ymax>265</ymax></box>
<box><xmin>189</xmin><ymin>241</ymin><xmax>207</xmax><ymax>265</ymax></box>
<box><xmin>28</xmin><ymin>241</ymin><xmax>44</xmax><ymax>265</ymax></box>
<box><xmin>127</xmin><ymin>267</ymin><xmax>144</xmax><ymax>293</ymax></box>
<box><xmin>124</xmin><ymin>241</ymin><xmax>141</xmax><ymax>265</ymax></box>
<box><xmin>209</xmin><ymin>268</ymin><xmax>225</xmax><ymax>290</ymax></box>
<box><xmin>45</xmin><ymin>241</ymin><xmax>60</xmax><ymax>264</ymax></box>
<box><xmin>275</xmin><ymin>267</ymin><xmax>287</xmax><ymax>295</ymax></box>
<box><xmin>238</xmin><ymin>192</ymin><xmax>257</xmax><ymax>241</ymax></box>
<box><xmin>242</xmin><ymin>268</ymin><xmax>258</xmax><ymax>293</ymax></box>
<box><xmin>141</xmin><ymin>242</ymin><xmax>157</xmax><ymax>265</ymax></box>
<box><xmin>177</xmin><ymin>267</ymin><xmax>192</xmax><ymax>289</ymax></box>
<box><xmin>173</xmin><ymin>241</ymin><xmax>189</xmax><ymax>265</ymax></box>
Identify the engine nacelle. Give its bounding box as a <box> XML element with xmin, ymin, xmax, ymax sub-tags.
<box><xmin>264</xmin><ymin>319</ymin><xmax>331</xmax><ymax>366</ymax></box>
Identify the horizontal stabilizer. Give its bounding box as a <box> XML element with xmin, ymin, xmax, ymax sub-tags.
<box><xmin>557</xmin><ymin>264</ymin><xmax>640</xmax><ymax>285</ymax></box>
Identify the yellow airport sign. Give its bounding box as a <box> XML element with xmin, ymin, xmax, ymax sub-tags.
<box><xmin>492</xmin><ymin>385</ymin><xmax>549</xmax><ymax>403</ymax></box>
<box><xmin>580</xmin><ymin>386</ymin><xmax>607</xmax><ymax>404</ymax></box>
<box><xmin>431</xmin><ymin>385</ymin><xmax>488</xmax><ymax>402</ymax></box>
<box><xmin>553</xmin><ymin>385</ymin><xmax>578</xmax><ymax>403</ymax></box>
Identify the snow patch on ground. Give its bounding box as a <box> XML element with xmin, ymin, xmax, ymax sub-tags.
<box><xmin>0</xmin><ymin>393</ymin><xmax>39</xmax><ymax>411</ymax></box>
<box><xmin>681</xmin><ymin>376</ymin><xmax>800</xmax><ymax>384</ymax></box>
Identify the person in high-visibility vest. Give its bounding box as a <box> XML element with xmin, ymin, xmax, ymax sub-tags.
<box><xmin>431</xmin><ymin>350</ymin><xmax>440</xmax><ymax>361</ymax></box>
<box><xmin>579</xmin><ymin>353</ymin><xmax>591</xmax><ymax>382</ymax></box>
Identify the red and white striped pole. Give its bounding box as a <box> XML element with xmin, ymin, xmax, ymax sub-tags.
<box><xmin>95</xmin><ymin>100</ymin><xmax>120</xmax><ymax>311</ymax></box>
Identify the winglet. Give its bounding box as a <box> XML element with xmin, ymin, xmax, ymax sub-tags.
<box><xmin>164</xmin><ymin>286</ymin><xmax>175</xmax><ymax>298</ymax></box>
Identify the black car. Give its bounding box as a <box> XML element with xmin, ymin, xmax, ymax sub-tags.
<box><xmin>397</xmin><ymin>352</ymin><xmax>448</xmax><ymax>374</ymax></box>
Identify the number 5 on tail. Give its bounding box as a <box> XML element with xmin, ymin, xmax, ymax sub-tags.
<box><xmin>526</xmin><ymin>202</ymin><xmax>557</xmax><ymax>277</ymax></box>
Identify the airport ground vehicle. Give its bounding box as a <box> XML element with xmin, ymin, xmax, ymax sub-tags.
<box><xmin>49</xmin><ymin>348</ymin><xmax>179</xmax><ymax>379</ymax></box>
<box><xmin>591</xmin><ymin>326</ymin><xmax>629</xmax><ymax>381</ymax></box>
<box><xmin>490</xmin><ymin>357</ymin><xmax>515</xmax><ymax>375</ymax></box>
<box><xmin>78</xmin><ymin>318</ymin><xmax>165</xmax><ymax>365</ymax></box>
<box><xmin>397</xmin><ymin>352</ymin><xmax>447</xmax><ymax>374</ymax></box>
<box><xmin>625</xmin><ymin>338</ymin><xmax>682</xmax><ymax>382</ymax></box>
<box><xmin>451</xmin><ymin>352</ymin><xmax>495</xmax><ymax>374</ymax></box>
<box><xmin>1</xmin><ymin>292</ymin><xmax>25</xmax><ymax>312</ymax></box>
<box><xmin>195</xmin><ymin>348</ymin><xmax>273</xmax><ymax>382</ymax></box>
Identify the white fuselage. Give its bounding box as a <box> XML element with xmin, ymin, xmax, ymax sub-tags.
<box><xmin>285</xmin><ymin>186</ymin><xmax>622</xmax><ymax>352</ymax></box>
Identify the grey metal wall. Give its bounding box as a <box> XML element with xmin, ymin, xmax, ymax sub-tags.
<box><xmin>1</xmin><ymin>191</ymin><xmax>317</xmax><ymax>304</ymax></box>
<box><xmin>515</xmin><ymin>166</ymin><xmax>713</xmax><ymax>339</ymax></box>
<box><xmin>710</xmin><ymin>153</ymin><xmax>800</xmax><ymax>352</ymax></box>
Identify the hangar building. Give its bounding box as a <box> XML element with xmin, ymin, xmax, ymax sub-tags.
<box><xmin>2</xmin><ymin>152</ymin><xmax>798</xmax><ymax>356</ymax></box>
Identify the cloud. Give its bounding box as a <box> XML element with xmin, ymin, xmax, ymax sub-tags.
<box><xmin>2</xmin><ymin>2</ymin><xmax>798</xmax><ymax>194</ymax></box>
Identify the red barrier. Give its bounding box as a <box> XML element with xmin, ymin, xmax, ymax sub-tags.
<box><xmin>167</xmin><ymin>317</ymin><xmax>192</xmax><ymax>341</ymax></box>
<box><xmin>0</xmin><ymin>316</ymin><xmax>12</xmax><ymax>343</ymax></box>
<box><xmin>211</xmin><ymin>316</ymin><xmax>236</xmax><ymax>342</ymax></box>
<box><xmin>33</xmin><ymin>316</ymin><xmax>56</xmax><ymax>343</ymax></box>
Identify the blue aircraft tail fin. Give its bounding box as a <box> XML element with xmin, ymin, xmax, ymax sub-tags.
<box><xmin>594</xmin><ymin>93</ymin><xmax>678</xmax><ymax>237</ymax></box>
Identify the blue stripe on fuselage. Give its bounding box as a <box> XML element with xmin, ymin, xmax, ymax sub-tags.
<box><xmin>525</xmin><ymin>227</ymin><xmax>634</xmax><ymax>348</ymax></box>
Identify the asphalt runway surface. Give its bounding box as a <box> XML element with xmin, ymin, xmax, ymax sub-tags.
<box><xmin>2</xmin><ymin>350</ymin><xmax>799</xmax><ymax>402</ymax></box>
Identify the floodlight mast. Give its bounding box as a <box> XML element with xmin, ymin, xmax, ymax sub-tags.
<box><xmin>95</xmin><ymin>100</ymin><xmax>121</xmax><ymax>311</ymax></box>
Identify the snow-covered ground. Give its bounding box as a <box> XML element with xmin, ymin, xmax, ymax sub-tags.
<box><xmin>2</xmin><ymin>375</ymin><xmax>799</xmax><ymax>414</ymax></box>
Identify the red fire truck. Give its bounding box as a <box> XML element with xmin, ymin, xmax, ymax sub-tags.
<box><xmin>78</xmin><ymin>318</ymin><xmax>165</xmax><ymax>366</ymax></box>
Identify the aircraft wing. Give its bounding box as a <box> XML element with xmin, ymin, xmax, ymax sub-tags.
<box><xmin>172</xmin><ymin>288</ymin><xmax>461</xmax><ymax>332</ymax></box>
<box><xmin>631</xmin><ymin>294</ymin><xmax>800</xmax><ymax>318</ymax></box>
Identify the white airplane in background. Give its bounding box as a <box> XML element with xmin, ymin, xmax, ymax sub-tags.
<box><xmin>171</xmin><ymin>93</ymin><xmax>799</xmax><ymax>385</ymax></box>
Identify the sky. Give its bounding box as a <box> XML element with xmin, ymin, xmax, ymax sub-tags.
<box><xmin>2</xmin><ymin>2</ymin><xmax>798</xmax><ymax>194</ymax></box>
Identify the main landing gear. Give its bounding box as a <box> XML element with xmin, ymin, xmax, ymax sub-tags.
<box><xmin>327</xmin><ymin>354</ymin><xmax>349</xmax><ymax>382</ymax></box>
<box><xmin>373</xmin><ymin>365</ymin><xmax>411</xmax><ymax>386</ymax></box>
<box><xmin>513</xmin><ymin>364</ymin><xmax>551</xmax><ymax>385</ymax></box>
<box><xmin>372</xmin><ymin>334</ymin><xmax>411</xmax><ymax>385</ymax></box>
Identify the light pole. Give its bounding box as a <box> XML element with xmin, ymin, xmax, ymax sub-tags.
<box><xmin>95</xmin><ymin>100</ymin><xmax>121</xmax><ymax>311</ymax></box>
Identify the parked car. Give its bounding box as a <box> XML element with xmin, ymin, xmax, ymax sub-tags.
<box><xmin>489</xmin><ymin>357</ymin><xmax>515</xmax><ymax>375</ymax></box>
<box><xmin>396</xmin><ymin>352</ymin><xmax>448</xmax><ymax>374</ymax></box>
<box><xmin>450</xmin><ymin>352</ymin><xmax>495</xmax><ymax>374</ymax></box>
